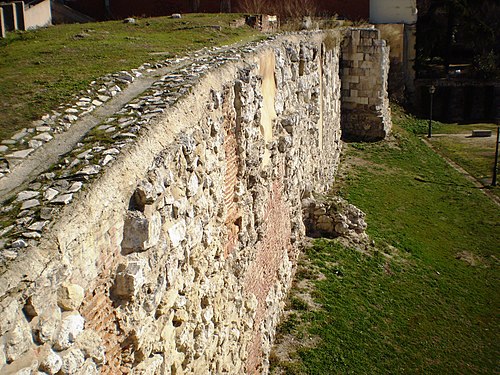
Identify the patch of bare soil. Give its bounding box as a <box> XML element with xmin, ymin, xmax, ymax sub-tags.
<box><xmin>270</xmin><ymin>249</ymin><xmax>323</xmax><ymax>374</ymax></box>
<box><xmin>455</xmin><ymin>251</ymin><xmax>486</xmax><ymax>267</ymax></box>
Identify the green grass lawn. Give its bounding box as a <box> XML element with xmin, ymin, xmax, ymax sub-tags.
<box><xmin>394</xmin><ymin>107</ymin><xmax>499</xmax><ymax>193</ymax></box>
<box><xmin>271</xmin><ymin>109</ymin><xmax>499</xmax><ymax>374</ymax></box>
<box><xmin>0</xmin><ymin>14</ymin><xmax>261</xmax><ymax>140</ymax></box>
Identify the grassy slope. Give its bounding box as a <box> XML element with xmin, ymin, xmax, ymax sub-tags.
<box><xmin>272</xmin><ymin>110</ymin><xmax>499</xmax><ymax>374</ymax></box>
<box><xmin>0</xmin><ymin>14</ymin><xmax>260</xmax><ymax>140</ymax></box>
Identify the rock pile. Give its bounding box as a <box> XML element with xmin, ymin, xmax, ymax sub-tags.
<box><xmin>302</xmin><ymin>194</ymin><xmax>368</xmax><ymax>239</ymax></box>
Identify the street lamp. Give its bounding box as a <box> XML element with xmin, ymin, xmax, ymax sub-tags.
<box><xmin>428</xmin><ymin>85</ymin><xmax>436</xmax><ymax>138</ymax></box>
<box><xmin>492</xmin><ymin>125</ymin><xmax>499</xmax><ymax>186</ymax></box>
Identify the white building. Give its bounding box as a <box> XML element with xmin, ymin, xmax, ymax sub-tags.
<box><xmin>370</xmin><ymin>0</ymin><xmax>417</xmax><ymax>24</ymax></box>
<box><xmin>369</xmin><ymin>0</ymin><xmax>417</xmax><ymax>100</ymax></box>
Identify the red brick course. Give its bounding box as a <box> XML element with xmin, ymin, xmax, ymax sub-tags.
<box><xmin>79</xmin><ymin>225</ymin><xmax>130</xmax><ymax>374</ymax></box>
<box><xmin>243</xmin><ymin>170</ymin><xmax>292</xmax><ymax>374</ymax></box>
<box><xmin>223</xmin><ymin>90</ymin><xmax>242</xmax><ymax>258</ymax></box>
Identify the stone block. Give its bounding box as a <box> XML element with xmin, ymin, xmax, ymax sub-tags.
<box><xmin>5</xmin><ymin>320</ymin><xmax>33</xmax><ymax>362</ymax></box>
<box><xmin>1</xmin><ymin>3</ymin><xmax>17</xmax><ymax>31</ymax></box>
<box><xmin>342</xmin><ymin>75</ymin><xmax>359</xmax><ymax>84</ymax></box>
<box><xmin>57</xmin><ymin>283</ymin><xmax>85</xmax><ymax>311</ymax></box>
<box><xmin>167</xmin><ymin>219</ymin><xmax>186</xmax><ymax>247</ymax></box>
<box><xmin>114</xmin><ymin>258</ymin><xmax>147</xmax><ymax>299</ymax></box>
<box><xmin>39</xmin><ymin>347</ymin><xmax>63</xmax><ymax>375</ymax></box>
<box><xmin>59</xmin><ymin>348</ymin><xmax>85</xmax><ymax>374</ymax></box>
<box><xmin>0</xmin><ymin>8</ymin><xmax>5</xmax><ymax>38</ymax></box>
<box><xmin>32</xmin><ymin>306</ymin><xmax>61</xmax><ymax>344</ymax></box>
<box><xmin>353</xmin><ymin>97</ymin><xmax>369</xmax><ymax>105</ymax></box>
<box><xmin>121</xmin><ymin>210</ymin><xmax>161</xmax><ymax>254</ymax></box>
<box><xmin>75</xmin><ymin>330</ymin><xmax>106</xmax><ymax>365</ymax></box>
<box><xmin>14</xmin><ymin>1</ymin><xmax>25</xmax><ymax>31</ymax></box>
<box><xmin>53</xmin><ymin>312</ymin><xmax>85</xmax><ymax>351</ymax></box>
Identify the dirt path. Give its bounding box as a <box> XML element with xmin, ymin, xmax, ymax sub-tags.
<box><xmin>0</xmin><ymin>68</ymin><xmax>174</xmax><ymax>202</ymax></box>
<box><xmin>421</xmin><ymin>137</ymin><xmax>500</xmax><ymax>207</ymax></box>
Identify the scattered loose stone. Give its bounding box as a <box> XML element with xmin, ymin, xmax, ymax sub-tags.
<box><xmin>0</xmin><ymin>145</ymin><xmax>8</xmax><ymax>152</ymax></box>
<box><xmin>78</xmin><ymin>165</ymin><xmax>101</xmax><ymax>175</ymax></box>
<box><xmin>113</xmin><ymin>133</ymin><xmax>137</xmax><ymax>139</ymax></box>
<box><xmin>98</xmin><ymin>95</ymin><xmax>110</xmax><ymax>102</ymax></box>
<box><xmin>51</xmin><ymin>193</ymin><xmax>73</xmax><ymax>205</ymax></box>
<box><xmin>20</xmin><ymin>199</ymin><xmax>40</xmax><ymax>210</ymax></box>
<box><xmin>103</xmin><ymin>148</ymin><xmax>120</xmax><ymax>155</ymax></box>
<box><xmin>67</xmin><ymin>181</ymin><xmax>83</xmax><ymax>193</ymax></box>
<box><xmin>76</xmin><ymin>149</ymin><xmax>93</xmax><ymax>159</ymax></box>
<box><xmin>16</xmin><ymin>190</ymin><xmax>40</xmax><ymax>202</ymax></box>
<box><xmin>39</xmin><ymin>349</ymin><xmax>63</xmax><ymax>374</ymax></box>
<box><xmin>101</xmin><ymin>155</ymin><xmax>114</xmax><ymax>166</ymax></box>
<box><xmin>22</xmin><ymin>231</ymin><xmax>41</xmax><ymax>239</ymax></box>
<box><xmin>36</xmin><ymin>125</ymin><xmax>52</xmax><ymax>132</ymax></box>
<box><xmin>11</xmin><ymin>239</ymin><xmax>28</xmax><ymax>248</ymax></box>
<box><xmin>28</xmin><ymin>139</ymin><xmax>44</xmax><ymax>149</ymax></box>
<box><xmin>64</xmin><ymin>114</ymin><xmax>78</xmax><ymax>122</ymax></box>
<box><xmin>6</xmin><ymin>149</ymin><xmax>34</xmax><ymax>159</ymax></box>
<box><xmin>11</xmin><ymin>129</ymin><xmax>28</xmax><ymax>141</ymax></box>
<box><xmin>44</xmin><ymin>188</ymin><xmax>59</xmax><ymax>201</ymax></box>
<box><xmin>28</xmin><ymin>221</ymin><xmax>49</xmax><ymax>231</ymax></box>
<box><xmin>40</xmin><ymin>207</ymin><xmax>57</xmax><ymax>220</ymax></box>
<box><xmin>33</xmin><ymin>133</ymin><xmax>53</xmax><ymax>142</ymax></box>
<box><xmin>54</xmin><ymin>312</ymin><xmax>85</xmax><ymax>350</ymax></box>
<box><xmin>0</xmin><ymin>225</ymin><xmax>14</xmax><ymax>237</ymax></box>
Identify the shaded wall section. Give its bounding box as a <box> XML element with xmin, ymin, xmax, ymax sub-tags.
<box><xmin>341</xmin><ymin>28</ymin><xmax>392</xmax><ymax>141</ymax></box>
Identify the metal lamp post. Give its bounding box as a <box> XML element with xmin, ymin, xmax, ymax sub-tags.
<box><xmin>428</xmin><ymin>85</ymin><xmax>436</xmax><ymax>138</ymax></box>
<box><xmin>492</xmin><ymin>126</ymin><xmax>499</xmax><ymax>186</ymax></box>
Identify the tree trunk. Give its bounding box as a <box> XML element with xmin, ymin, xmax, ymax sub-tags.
<box><xmin>221</xmin><ymin>0</ymin><xmax>231</xmax><ymax>13</ymax></box>
<box><xmin>190</xmin><ymin>0</ymin><xmax>201</xmax><ymax>12</ymax></box>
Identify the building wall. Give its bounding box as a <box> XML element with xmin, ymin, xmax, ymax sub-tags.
<box><xmin>24</xmin><ymin>0</ymin><xmax>52</xmax><ymax>30</ymax></box>
<box><xmin>370</xmin><ymin>0</ymin><xmax>417</xmax><ymax>24</ymax></box>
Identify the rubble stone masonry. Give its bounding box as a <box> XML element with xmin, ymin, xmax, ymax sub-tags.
<box><xmin>0</xmin><ymin>30</ymin><xmax>389</xmax><ymax>374</ymax></box>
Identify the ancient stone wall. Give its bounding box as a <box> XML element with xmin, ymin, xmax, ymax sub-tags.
<box><xmin>0</xmin><ymin>29</ymin><xmax>389</xmax><ymax>375</ymax></box>
<box><xmin>341</xmin><ymin>28</ymin><xmax>392</xmax><ymax>141</ymax></box>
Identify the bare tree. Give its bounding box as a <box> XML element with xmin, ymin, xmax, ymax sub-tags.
<box><xmin>236</xmin><ymin>0</ymin><xmax>269</xmax><ymax>14</ymax></box>
<box><xmin>278</xmin><ymin>0</ymin><xmax>317</xmax><ymax>18</ymax></box>
<box><xmin>237</xmin><ymin>0</ymin><xmax>317</xmax><ymax>19</ymax></box>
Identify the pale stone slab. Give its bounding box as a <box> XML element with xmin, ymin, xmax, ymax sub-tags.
<box><xmin>33</xmin><ymin>133</ymin><xmax>53</xmax><ymax>142</ymax></box>
<box><xmin>20</xmin><ymin>198</ymin><xmax>40</xmax><ymax>210</ymax></box>
<box><xmin>6</xmin><ymin>148</ymin><xmax>34</xmax><ymax>159</ymax></box>
<box><xmin>16</xmin><ymin>190</ymin><xmax>39</xmax><ymax>201</ymax></box>
<box><xmin>51</xmin><ymin>193</ymin><xmax>73</xmax><ymax>205</ymax></box>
